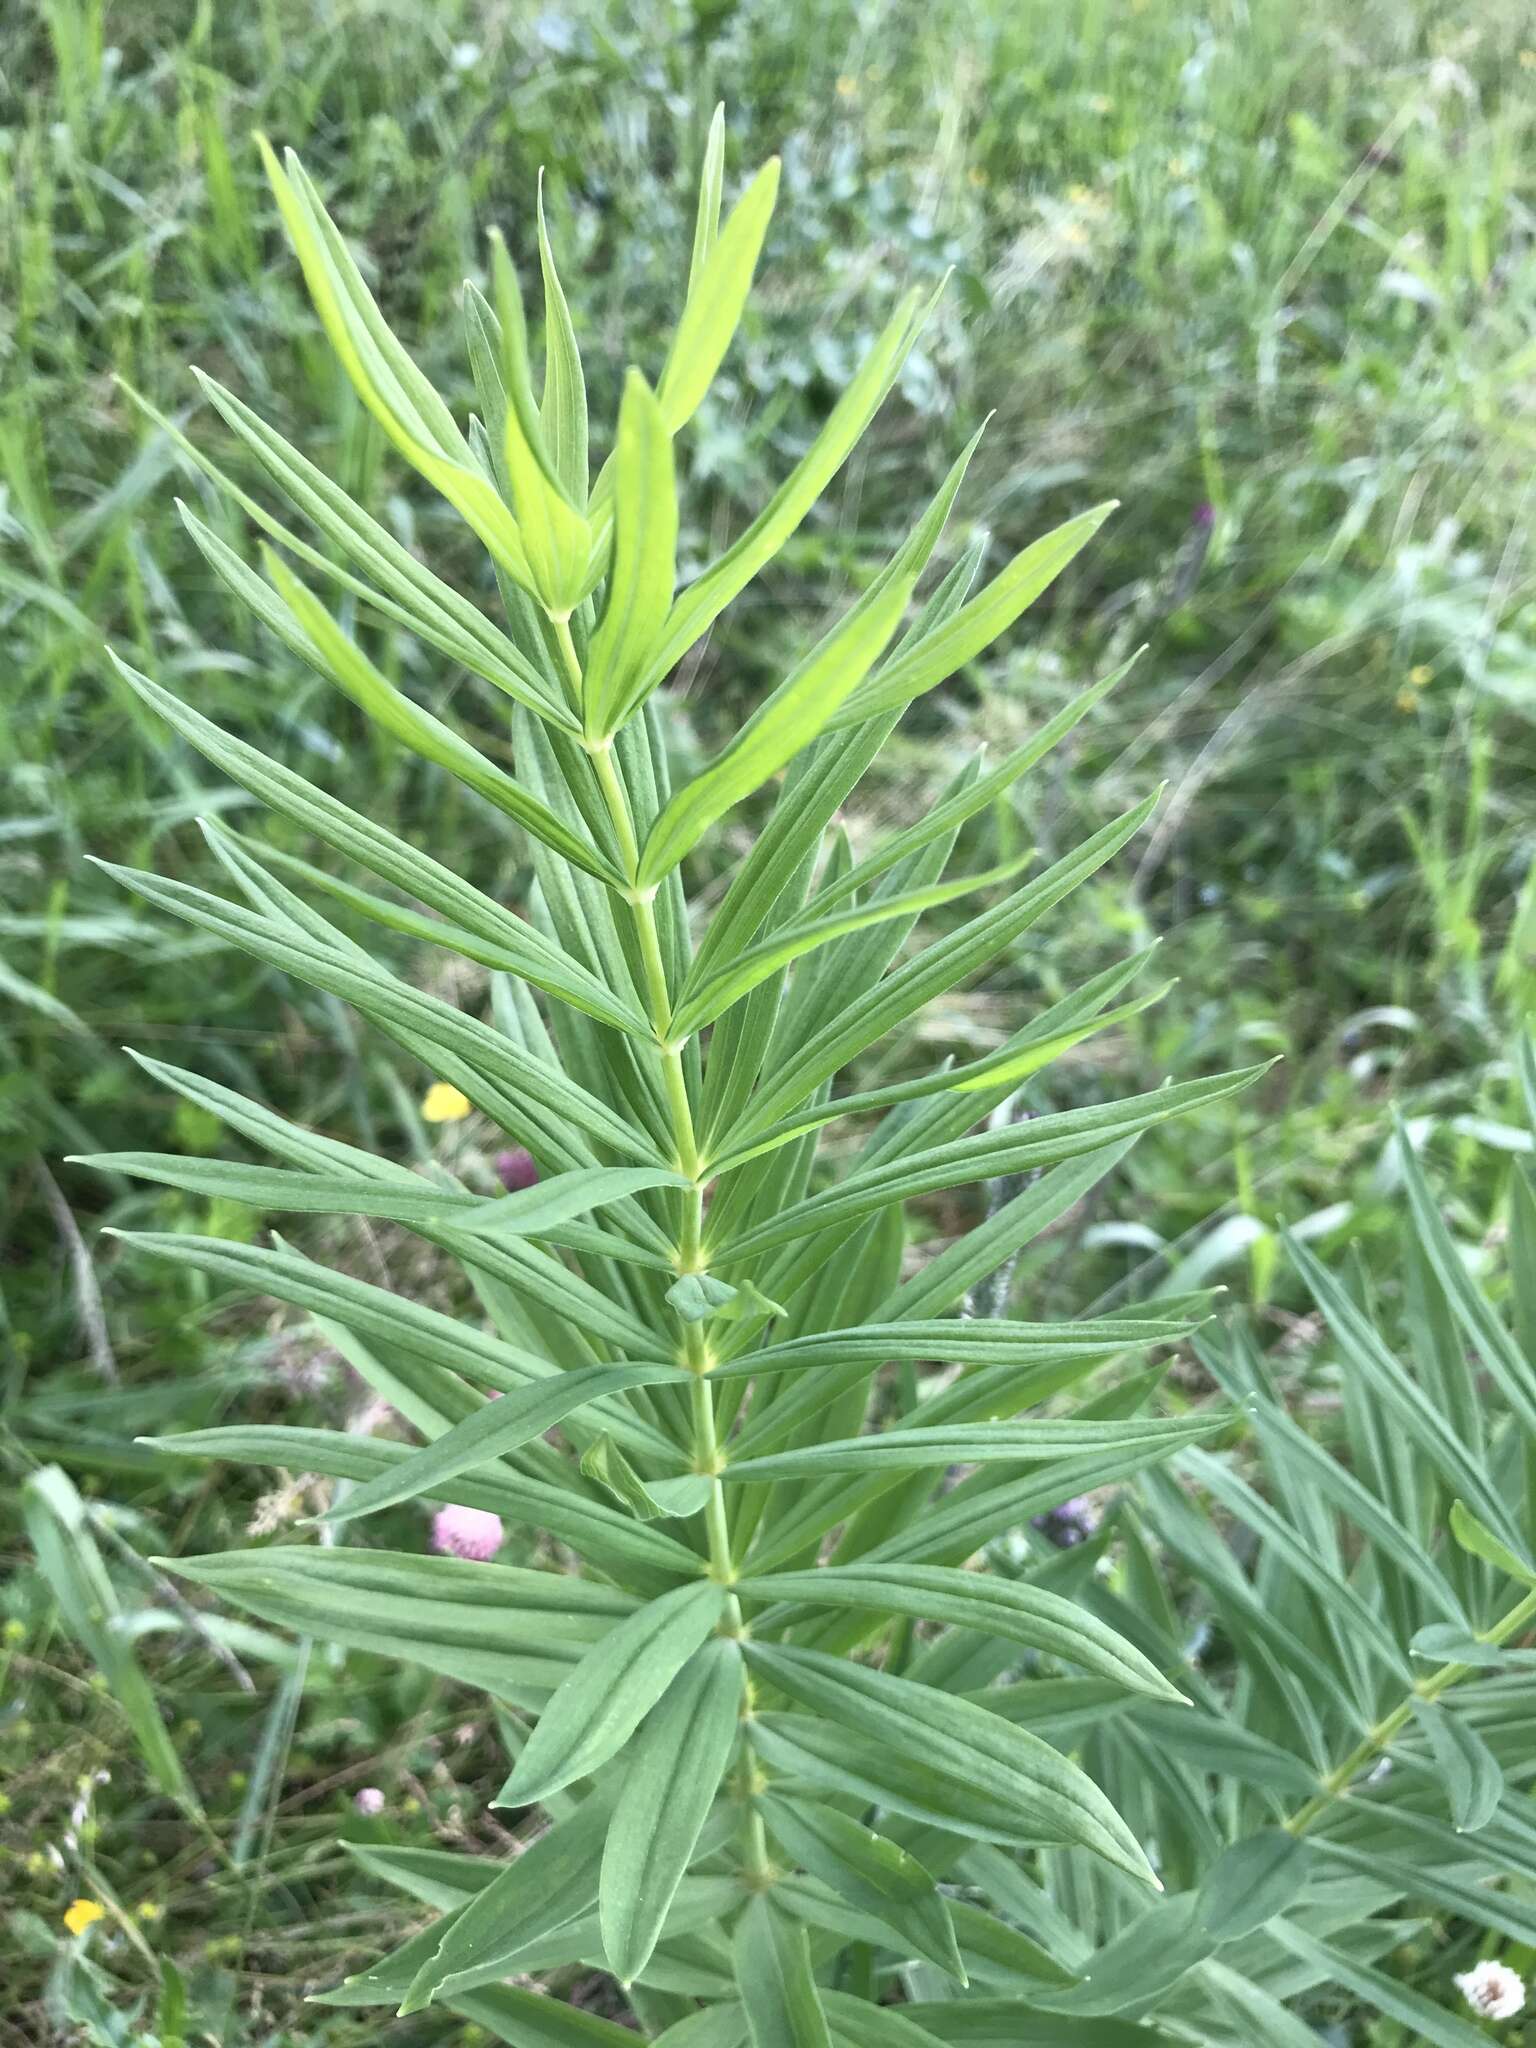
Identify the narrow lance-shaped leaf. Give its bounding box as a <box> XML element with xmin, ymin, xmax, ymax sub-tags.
<box><xmin>257</xmin><ymin>138</ymin><xmax>536</xmax><ymax>588</ymax></box>
<box><xmin>258</xmin><ymin>548</ymin><xmax>618</xmax><ymax>880</ymax></box>
<box><xmin>318</xmin><ymin>1362</ymin><xmax>694</xmax><ymax>1528</ymax></box>
<box><xmin>498</xmin><ymin>1583</ymin><xmax>727</xmax><ymax>1808</ymax></box>
<box><xmin>741</xmin><ymin>1566</ymin><xmax>1187</xmax><ymax>1701</ymax></box>
<box><xmin>584</xmin><ymin>370</ymin><xmax>678</xmax><ymax>738</ymax></box>
<box><xmin>733</xmin><ymin>1894</ymin><xmax>833</xmax><ymax>2048</ymax></box>
<box><xmin>601</xmin><ymin>1637</ymin><xmax>744</xmax><ymax>1984</ymax></box>
<box><xmin>656</xmin><ymin>155</ymin><xmax>781</xmax><ymax>434</ymax></box>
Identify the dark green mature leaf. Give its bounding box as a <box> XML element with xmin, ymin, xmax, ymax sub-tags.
<box><xmin>719</xmin><ymin>795</ymin><xmax>1169</xmax><ymax>1142</ymax></box>
<box><xmin>143</xmin><ymin>1425</ymin><xmax>699</xmax><ymax>1590</ymax></box>
<box><xmin>602</xmin><ymin>1638</ymin><xmax>744</xmax><ymax>1983</ymax></box>
<box><xmin>733</xmin><ymin>1894</ymin><xmax>832</xmax><ymax>2048</ymax></box>
<box><xmin>1193</xmin><ymin>1831</ymin><xmax>1312</xmax><ymax>1941</ymax></box>
<box><xmin>1408</xmin><ymin>1700</ymin><xmax>1504</xmax><ymax>1831</ymax></box>
<box><xmin>401</xmin><ymin>1792</ymin><xmax>612</xmax><ymax>2008</ymax></box>
<box><xmin>721</xmin><ymin>1066</ymin><xmax>1268</xmax><ymax>1257</ymax></box>
<box><xmin>105</xmin><ymin>660</ymin><xmax>639</xmax><ymax>1023</ymax></box>
<box><xmin>742</xmin><ymin>1566</ymin><xmax>1184</xmax><ymax>1701</ymax></box>
<box><xmin>499</xmin><ymin>1584</ymin><xmax>727</xmax><ymax>1806</ymax></box>
<box><xmin>898</xmin><ymin>2006</ymin><xmax>1176</xmax><ymax>2046</ymax></box>
<box><xmin>164</xmin><ymin>1549</ymin><xmax>633</xmax><ymax>1699</ymax></box>
<box><xmin>743</xmin><ymin>1643</ymin><xmax>1156</xmax><ymax>1885</ymax></box>
<box><xmin>760</xmin><ymin>1794</ymin><xmax>963</xmax><ymax>1982</ymax></box>
<box><xmin>319</xmin><ymin>1362</ymin><xmax>692</xmax><ymax>1527</ymax></box>
<box><xmin>729</xmin><ymin>1415</ymin><xmax>1222</xmax><ymax>1480</ymax></box>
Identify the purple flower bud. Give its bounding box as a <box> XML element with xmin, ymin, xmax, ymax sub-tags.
<box><xmin>354</xmin><ymin>1786</ymin><xmax>385</xmax><ymax>1816</ymax></box>
<box><xmin>1032</xmin><ymin>1495</ymin><xmax>1099</xmax><ymax>1549</ymax></box>
<box><xmin>431</xmin><ymin>1504</ymin><xmax>504</xmax><ymax>1561</ymax></box>
<box><xmin>1192</xmin><ymin>500</ymin><xmax>1215</xmax><ymax>531</ymax></box>
<box><xmin>495</xmin><ymin>1149</ymin><xmax>539</xmax><ymax>1193</ymax></box>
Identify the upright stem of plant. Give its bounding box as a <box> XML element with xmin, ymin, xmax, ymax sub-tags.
<box><xmin>561</xmin><ymin>622</ymin><xmax>772</xmax><ymax>1886</ymax></box>
<box><xmin>1283</xmin><ymin>1584</ymin><xmax>1536</xmax><ymax>1837</ymax></box>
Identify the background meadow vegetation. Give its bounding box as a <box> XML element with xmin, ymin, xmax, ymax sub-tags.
<box><xmin>2</xmin><ymin>0</ymin><xmax>1534</xmax><ymax>2041</ymax></box>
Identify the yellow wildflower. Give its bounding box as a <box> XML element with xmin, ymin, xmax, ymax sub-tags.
<box><xmin>1167</xmin><ymin>156</ymin><xmax>1189</xmax><ymax>177</ymax></box>
<box><xmin>1408</xmin><ymin>663</ymin><xmax>1433</xmax><ymax>686</ymax></box>
<box><xmin>136</xmin><ymin>1900</ymin><xmax>162</xmax><ymax>1923</ymax></box>
<box><xmin>421</xmin><ymin>1082</ymin><xmax>472</xmax><ymax>1124</ymax></box>
<box><xmin>835</xmin><ymin>75</ymin><xmax>857</xmax><ymax>98</ymax></box>
<box><xmin>1521</xmin><ymin>48</ymin><xmax>1536</xmax><ymax>68</ymax></box>
<box><xmin>1396</xmin><ymin>687</ymin><xmax>1420</xmax><ymax>713</ymax></box>
<box><xmin>64</xmin><ymin>1899</ymin><xmax>105</xmax><ymax>1936</ymax></box>
<box><xmin>1067</xmin><ymin>183</ymin><xmax>1094</xmax><ymax>205</ymax></box>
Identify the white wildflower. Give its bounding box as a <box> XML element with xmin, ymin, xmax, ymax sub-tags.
<box><xmin>1455</xmin><ymin>1960</ymin><xmax>1525</xmax><ymax>2021</ymax></box>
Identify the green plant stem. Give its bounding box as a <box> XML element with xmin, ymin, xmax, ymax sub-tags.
<box><xmin>1283</xmin><ymin>1584</ymin><xmax>1536</xmax><ymax>1837</ymax></box>
<box><xmin>568</xmin><ymin>624</ymin><xmax>773</xmax><ymax>1888</ymax></box>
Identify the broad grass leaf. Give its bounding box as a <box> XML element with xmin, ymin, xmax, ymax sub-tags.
<box><xmin>22</xmin><ymin>1466</ymin><xmax>197</xmax><ymax>1810</ymax></box>
<box><xmin>498</xmin><ymin>1584</ymin><xmax>727</xmax><ymax>1807</ymax></box>
<box><xmin>601</xmin><ymin>1637</ymin><xmax>743</xmax><ymax>1983</ymax></box>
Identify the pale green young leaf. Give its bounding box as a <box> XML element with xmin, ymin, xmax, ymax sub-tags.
<box><xmin>601</xmin><ymin>1637</ymin><xmax>742</xmax><ymax>1983</ymax></box>
<box><xmin>536</xmin><ymin>182</ymin><xmax>589</xmax><ymax>504</ymax></box>
<box><xmin>643</xmin><ymin>285</ymin><xmax>937</xmax><ymax>689</ymax></box>
<box><xmin>256</xmin><ymin>548</ymin><xmax>615</xmax><ymax>877</ymax></box>
<box><xmin>832</xmin><ymin>502</ymin><xmax>1117</xmax><ymax>728</ymax></box>
<box><xmin>1449</xmin><ymin>1498</ymin><xmax>1536</xmax><ymax>1585</ymax></box>
<box><xmin>672</xmin><ymin>853</ymin><xmax>1034</xmax><ymax>1037</ymax></box>
<box><xmin>498</xmin><ymin>1584</ymin><xmax>727</xmax><ymax>1807</ymax></box>
<box><xmin>258</xmin><ymin>139</ymin><xmax>534</xmax><ymax>587</ymax></box>
<box><xmin>689</xmin><ymin>105</ymin><xmax>727</xmax><ymax>288</ymax></box>
<box><xmin>584</xmin><ymin>370</ymin><xmax>678</xmax><ymax>737</ymax></box>
<box><xmin>657</xmin><ymin>156</ymin><xmax>781</xmax><ymax>434</ymax></box>
<box><xmin>639</xmin><ymin>578</ymin><xmax>912</xmax><ymax>886</ymax></box>
<box><xmin>125</xmin><ymin>377</ymin><xmax>570</xmax><ymax>722</ymax></box>
<box><xmin>580</xmin><ymin>1436</ymin><xmax>714</xmax><ymax>1521</ymax></box>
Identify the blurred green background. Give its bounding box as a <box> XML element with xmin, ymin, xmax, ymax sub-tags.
<box><xmin>2</xmin><ymin>0</ymin><xmax>1534</xmax><ymax>2037</ymax></box>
